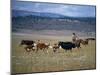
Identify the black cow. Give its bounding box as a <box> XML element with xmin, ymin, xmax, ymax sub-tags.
<box><xmin>58</xmin><ymin>42</ymin><xmax>76</xmax><ymax>52</ymax></box>
<box><xmin>20</xmin><ymin>40</ymin><xmax>35</xmax><ymax>52</ymax></box>
<box><xmin>20</xmin><ymin>40</ymin><xmax>35</xmax><ymax>46</ymax></box>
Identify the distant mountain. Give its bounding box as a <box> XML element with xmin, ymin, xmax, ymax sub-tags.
<box><xmin>12</xmin><ymin>10</ymin><xmax>67</xmax><ymax>18</ymax></box>
<box><xmin>12</xmin><ymin>10</ymin><xmax>96</xmax><ymax>21</ymax></box>
<box><xmin>12</xmin><ymin>9</ymin><xmax>96</xmax><ymax>33</ymax></box>
<box><xmin>12</xmin><ymin>10</ymin><xmax>96</xmax><ymax>25</ymax></box>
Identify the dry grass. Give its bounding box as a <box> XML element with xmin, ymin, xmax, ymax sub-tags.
<box><xmin>11</xmin><ymin>34</ymin><xmax>96</xmax><ymax>74</ymax></box>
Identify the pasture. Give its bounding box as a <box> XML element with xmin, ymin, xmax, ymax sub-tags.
<box><xmin>11</xmin><ymin>33</ymin><xmax>96</xmax><ymax>74</ymax></box>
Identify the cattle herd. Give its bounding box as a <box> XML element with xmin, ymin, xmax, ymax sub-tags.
<box><xmin>20</xmin><ymin>38</ymin><xmax>95</xmax><ymax>53</ymax></box>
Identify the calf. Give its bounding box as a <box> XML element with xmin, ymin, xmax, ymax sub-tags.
<box><xmin>52</xmin><ymin>44</ymin><xmax>59</xmax><ymax>52</ymax></box>
<box><xmin>24</xmin><ymin>45</ymin><xmax>35</xmax><ymax>52</ymax></box>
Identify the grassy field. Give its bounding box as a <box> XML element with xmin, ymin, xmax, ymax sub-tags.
<box><xmin>11</xmin><ymin>33</ymin><xmax>96</xmax><ymax>74</ymax></box>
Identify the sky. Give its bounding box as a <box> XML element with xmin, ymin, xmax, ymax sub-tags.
<box><xmin>12</xmin><ymin>0</ymin><xmax>96</xmax><ymax>17</ymax></box>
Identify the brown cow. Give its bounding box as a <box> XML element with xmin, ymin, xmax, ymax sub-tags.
<box><xmin>80</xmin><ymin>39</ymin><xmax>88</xmax><ymax>46</ymax></box>
<box><xmin>36</xmin><ymin>43</ymin><xmax>50</xmax><ymax>53</ymax></box>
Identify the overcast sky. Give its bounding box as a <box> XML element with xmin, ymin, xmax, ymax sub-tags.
<box><xmin>12</xmin><ymin>0</ymin><xmax>96</xmax><ymax>17</ymax></box>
